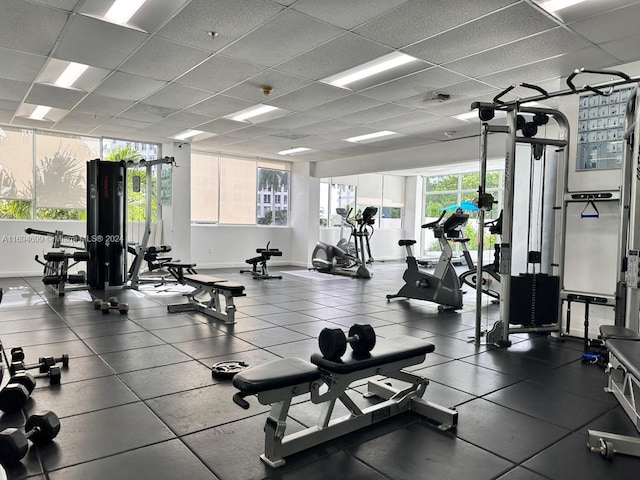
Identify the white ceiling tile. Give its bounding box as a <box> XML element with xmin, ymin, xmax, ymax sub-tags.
<box><xmin>143</xmin><ymin>84</ymin><xmax>213</xmax><ymax>110</ymax></box>
<box><xmin>118</xmin><ymin>104</ymin><xmax>178</xmax><ymax>123</ymax></box>
<box><xmin>600</xmin><ymin>34</ymin><xmax>640</xmax><ymax>62</ymax></box>
<box><xmin>139</xmin><ymin>123</ymin><xmax>187</xmax><ymax>138</ymax></box>
<box><xmin>354</xmin><ymin>0</ymin><xmax>517</xmax><ymax>48</ymax></box>
<box><xmin>478</xmin><ymin>46</ymin><xmax>620</xmax><ymax>89</ymax></box>
<box><xmin>321</xmin><ymin>126</ymin><xmax>383</xmax><ymax>141</ymax></box>
<box><xmin>570</xmin><ymin>3</ymin><xmax>640</xmax><ymax>44</ymax></box>
<box><xmin>392</xmin><ymin>117</ymin><xmax>471</xmax><ymax>136</ymax></box>
<box><xmin>293</xmin><ymin>0</ymin><xmax>408</xmax><ymax>30</ymax></box>
<box><xmin>0</xmin><ymin>0</ymin><xmax>69</xmax><ymax>55</ymax></box>
<box><xmin>195</xmin><ymin>118</ymin><xmax>247</xmax><ymax>134</ymax></box>
<box><xmin>445</xmin><ymin>27</ymin><xmax>591</xmax><ymax>78</ymax></box>
<box><xmin>365</xmin><ymin>111</ymin><xmax>441</xmax><ymax>131</ymax></box>
<box><xmin>73</xmin><ymin>94</ymin><xmax>135</xmax><ymax>116</ymax></box>
<box><xmin>303</xmin><ymin>94</ymin><xmax>384</xmax><ymax>119</ymax></box>
<box><xmin>533</xmin><ymin>0</ymin><xmax>639</xmax><ymax>23</ymax></box>
<box><xmin>395</xmin><ymin>80</ymin><xmax>498</xmax><ymax>109</ymax></box>
<box><xmin>222</xmin><ymin>10</ymin><xmax>343</xmax><ymax>67</ymax></box>
<box><xmin>275</xmin><ymin>33</ymin><xmax>393</xmax><ymax>81</ymax></box>
<box><xmin>156</xmin><ymin>112</ymin><xmax>212</xmax><ymax>128</ymax></box>
<box><xmin>425</xmin><ymin>123</ymin><xmax>480</xmax><ymax>141</ymax></box>
<box><xmin>0</xmin><ymin>48</ymin><xmax>46</xmax><ymax>82</ymax></box>
<box><xmin>290</xmin><ymin>119</ymin><xmax>356</xmax><ymax>136</ymax></box>
<box><xmin>339</xmin><ymin>104</ymin><xmax>415</xmax><ymax>125</ymax></box>
<box><xmin>91</xmin><ymin>125</ymin><xmax>147</xmax><ymax>138</ymax></box>
<box><xmin>93</xmin><ymin>72</ymin><xmax>167</xmax><ymax>101</ymax></box>
<box><xmin>156</xmin><ymin>0</ymin><xmax>283</xmax><ymax>52</ymax></box>
<box><xmin>119</xmin><ymin>38</ymin><xmax>211</xmax><ymax>82</ymax></box>
<box><xmin>224</xmin><ymin>125</ymin><xmax>277</xmax><ymax>140</ymax></box>
<box><xmin>79</xmin><ymin>0</ymin><xmax>190</xmax><ymax>34</ymax></box>
<box><xmin>223</xmin><ymin>71</ymin><xmax>312</xmax><ymax>103</ymax></box>
<box><xmin>402</xmin><ymin>3</ymin><xmax>557</xmax><ymax>65</ymax></box>
<box><xmin>175</xmin><ymin>55</ymin><xmax>265</xmax><ymax>93</ymax></box>
<box><xmin>259</xmin><ymin>113</ymin><xmax>323</xmax><ymax>130</ymax></box>
<box><xmin>0</xmin><ymin>79</ymin><xmax>30</xmax><ymax>102</ymax></box>
<box><xmin>27</xmin><ymin>0</ymin><xmax>79</xmax><ymax>10</ymax></box>
<box><xmin>54</xmin><ymin>15</ymin><xmax>147</xmax><ymax>69</ymax></box>
<box><xmin>105</xmin><ymin>117</ymin><xmax>152</xmax><ymax>129</ymax></box>
<box><xmin>0</xmin><ymin>109</ymin><xmax>15</xmax><ymax>123</ymax></box>
<box><xmin>0</xmin><ymin>99</ymin><xmax>19</xmax><ymax>111</ymax></box>
<box><xmin>11</xmin><ymin>117</ymin><xmax>56</xmax><ymax>129</ymax></box>
<box><xmin>54</xmin><ymin>112</ymin><xmax>110</xmax><ymax>131</ymax></box>
<box><xmin>267</xmin><ymin>83</ymin><xmax>350</xmax><ymax>111</ymax></box>
<box><xmin>361</xmin><ymin>67</ymin><xmax>468</xmax><ymax>101</ymax></box>
<box><xmin>25</xmin><ymin>84</ymin><xmax>86</xmax><ymax>109</ymax></box>
<box><xmin>186</xmin><ymin>95</ymin><xmax>254</xmax><ymax>117</ymax></box>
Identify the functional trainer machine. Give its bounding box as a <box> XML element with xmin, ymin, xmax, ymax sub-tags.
<box><xmin>311</xmin><ymin>206</ymin><xmax>378</xmax><ymax>278</ymax></box>
<box><xmin>231</xmin><ymin>335</ymin><xmax>457</xmax><ymax>468</ymax></box>
<box><xmin>387</xmin><ymin>209</ymin><xmax>467</xmax><ymax>310</ymax></box>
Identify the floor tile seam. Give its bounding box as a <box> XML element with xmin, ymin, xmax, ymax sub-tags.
<box><xmin>228</xmin><ymin>333</ymin><xmax>315</xmax><ymax>350</ymax></box>
<box><xmin>134</xmin><ymin>379</ymin><xmax>234</xmax><ymax>403</ymax></box>
<box><xmin>508</xmin><ymin>377</ymin><xmax>616</xmax><ymax>407</ymax></box>
<box><xmin>456</xmin><ymin>356</ymin><xmax>542</xmax><ymax>379</ymax></box>
<box><xmin>46</xmin><ymin>397</ymin><xmax>144</xmax><ymax>421</ymax></box>
<box><xmin>102</xmin><ymin>356</ymin><xmax>196</xmax><ymax>376</ymax></box>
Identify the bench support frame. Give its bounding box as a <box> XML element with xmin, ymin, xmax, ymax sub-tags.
<box><xmin>254</xmin><ymin>354</ymin><xmax>458</xmax><ymax>468</ymax></box>
<box><xmin>167</xmin><ymin>282</ymin><xmax>244</xmax><ymax>324</ymax></box>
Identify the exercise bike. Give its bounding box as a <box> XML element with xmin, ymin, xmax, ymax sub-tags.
<box><xmin>458</xmin><ymin>211</ymin><xmax>502</xmax><ymax>299</ymax></box>
<box><xmin>311</xmin><ymin>206</ymin><xmax>378</xmax><ymax>279</ymax></box>
<box><xmin>387</xmin><ymin>209</ymin><xmax>467</xmax><ymax>311</ymax></box>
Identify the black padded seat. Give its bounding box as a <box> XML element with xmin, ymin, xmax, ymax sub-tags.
<box><xmin>398</xmin><ymin>239</ymin><xmax>416</xmax><ymax>246</ymax></box>
<box><xmin>600</xmin><ymin>325</ymin><xmax>640</xmax><ymax>339</ymax></box>
<box><xmin>165</xmin><ymin>262</ymin><xmax>197</xmax><ymax>268</ymax></box>
<box><xmin>452</xmin><ymin>238</ymin><xmax>470</xmax><ymax>243</ymax></box>
<box><xmin>246</xmin><ymin>256</ymin><xmax>262</xmax><ymax>264</ymax></box>
<box><xmin>233</xmin><ymin>358</ymin><xmax>321</xmax><ymax>395</ymax></box>
<box><xmin>607</xmin><ymin>339</ymin><xmax>640</xmax><ymax>381</ymax></box>
<box><xmin>311</xmin><ymin>336</ymin><xmax>435</xmax><ymax>374</ymax></box>
<box><xmin>183</xmin><ymin>274</ymin><xmax>227</xmax><ymax>286</ymax></box>
<box><xmin>214</xmin><ymin>281</ymin><xmax>245</xmax><ymax>293</ymax></box>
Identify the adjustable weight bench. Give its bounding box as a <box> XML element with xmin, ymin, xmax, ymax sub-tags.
<box><xmin>167</xmin><ymin>274</ymin><xmax>245</xmax><ymax>324</ymax></box>
<box><xmin>588</xmin><ymin>325</ymin><xmax>640</xmax><ymax>458</ymax></box>
<box><xmin>232</xmin><ymin>335</ymin><xmax>458</xmax><ymax>468</ymax></box>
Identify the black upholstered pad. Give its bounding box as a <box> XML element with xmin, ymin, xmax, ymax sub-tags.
<box><xmin>233</xmin><ymin>358</ymin><xmax>320</xmax><ymax>395</ymax></box>
<box><xmin>600</xmin><ymin>325</ymin><xmax>639</xmax><ymax>340</ymax></box>
<box><xmin>310</xmin><ymin>335</ymin><xmax>435</xmax><ymax>374</ymax></box>
<box><xmin>184</xmin><ymin>274</ymin><xmax>227</xmax><ymax>286</ymax></box>
<box><xmin>214</xmin><ymin>281</ymin><xmax>245</xmax><ymax>293</ymax></box>
<box><xmin>607</xmin><ymin>339</ymin><xmax>640</xmax><ymax>381</ymax></box>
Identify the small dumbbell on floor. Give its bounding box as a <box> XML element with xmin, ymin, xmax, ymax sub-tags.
<box><xmin>0</xmin><ymin>373</ymin><xmax>36</xmax><ymax>413</ymax></box>
<box><xmin>9</xmin><ymin>355</ymin><xmax>69</xmax><ymax>376</ymax></box>
<box><xmin>94</xmin><ymin>296</ymin><xmax>129</xmax><ymax>314</ymax></box>
<box><xmin>0</xmin><ymin>411</ymin><xmax>60</xmax><ymax>466</ymax></box>
<box><xmin>318</xmin><ymin>324</ymin><xmax>376</xmax><ymax>360</ymax></box>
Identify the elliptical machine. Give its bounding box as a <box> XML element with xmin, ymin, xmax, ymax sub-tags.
<box><xmin>458</xmin><ymin>211</ymin><xmax>502</xmax><ymax>299</ymax></box>
<box><xmin>335</xmin><ymin>207</ymin><xmax>357</xmax><ymax>257</ymax></box>
<box><xmin>387</xmin><ymin>209</ymin><xmax>467</xmax><ymax>310</ymax></box>
<box><xmin>312</xmin><ymin>206</ymin><xmax>378</xmax><ymax>279</ymax></box>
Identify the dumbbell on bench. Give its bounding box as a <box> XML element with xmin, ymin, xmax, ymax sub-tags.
<box><xmin>318</xmin><ymin>324</ymin><xmax>376</xmax><ymax>360</ymax></box>
<box><xmin>0</xmin><ymin>372</ymin><xmax>36</xmax><ymax>413</ymax></box>
<box><xmin>0</xmin><ymin>411</ymin><xmax>60</xmax><ymax>466</ymax></box>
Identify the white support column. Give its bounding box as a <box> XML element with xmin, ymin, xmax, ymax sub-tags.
<box><xmin>161</xmin><ymin>142</ymin><xmax>191</xmax><ymax>263</ymax></box>
<box><xmin>291</xmin><ymin>162</ymin><xmax>320</xmax><ymax>267</ymax></box>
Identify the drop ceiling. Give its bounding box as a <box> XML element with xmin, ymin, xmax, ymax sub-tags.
<box><xmin>1</xmin><ymin>0</ymin><xmax>639</xmax><ymax>164</ymax></box>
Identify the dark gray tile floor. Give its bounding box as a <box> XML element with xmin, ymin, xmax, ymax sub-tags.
<box><xmin>0</xmin><ymin>263</ymin><xmax>639</xmax><ymax>479</ymax></box>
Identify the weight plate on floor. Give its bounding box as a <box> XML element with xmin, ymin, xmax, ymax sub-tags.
<box><xmin>211</xmin><ymin>361</ymin><xmax>249</xmax><ymax>379</ymax></box>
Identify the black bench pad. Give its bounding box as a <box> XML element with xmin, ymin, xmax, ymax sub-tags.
<box><xmin>607</xmin><ymin>339</ymin><xmax>640</xmax><ymax>381</ymax></box>
<box><xmin>311</xmin><ymin>336</ymin><xmax>434</xmax><ymax>374</ymax></box>
<box><xmin>214</xmin><ymin>281</ymin><xmax>245</xmax><ymax>293</ymax></box>
<box><xmin>600</xmin><ymin>325</ymin><xmax>639</xmax><ymax>340</ymax></box>
<box><xmin>233</xmin><ymin>358</ymin><xmax>320</xmax><ymax>395</ymax></box>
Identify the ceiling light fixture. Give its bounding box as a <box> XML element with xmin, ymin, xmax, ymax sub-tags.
<box><xmin>173</xmin><ymin>129</ymin><xmax>204</xmax><ymax>140</ymax></box>
<box><xmin>104</xmin><ymin>0</ymin><xmax>146</xmax><ymax>25</ymax></box>
<box><xmin>229</xmin><ymin>104</ymin><xmax>279</xmax><ymax>122</ymax></box>
<box><xmin>453</xmin><ymin>111</ymin><xmax>478</xmax><ymax>121</ymax></box>
<box><xmin>344</xmin><ymin>130</ymin><xmax>398</xmax><ymax>143</ymax></box>
<box><xmin>539</xmin><ymin>0</ymin><xmax>586</xmax><ymax>13</ymax></box>
<box><xmin>278</xmin><ymin>147</ymin><xmax>311</xmax><ymax>155</ymax></box>
<box><xmin>54</xmin><ymin>62</ymin><xmax>89</xmax><ymax>89</ymax></box>
<box><xmin>29</xmin><ymin>105</ymin><xmax>52</xmax><ymax>120</ymax></box>
<box><xmin>322</xmin><ymin>52</ymin><xmax>418</xmax><ymax>88</ymax></box>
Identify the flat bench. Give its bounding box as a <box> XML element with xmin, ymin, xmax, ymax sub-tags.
<box><xmin>588</xmin><ymin>325</ymin><xmax>640</xmax><ymax>458</ymax></box>
<box><xmin>167</xmin><ymin>273</ymin><xmax>245</xmax><ymax>324</ymax></box>
<box><xmin>232</xmin><ymin>335</ymin><xmax>458</xmax><ymax>468</ymax></box>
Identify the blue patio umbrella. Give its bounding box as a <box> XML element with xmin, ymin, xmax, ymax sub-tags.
<box><xmin>443</xmin><ymin>201</ymin><xmax>479</xmax><ymax>212</ymax></box>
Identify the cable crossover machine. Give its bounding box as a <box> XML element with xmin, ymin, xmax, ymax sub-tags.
<box><xmin>470</xmin><ymin>68</ymin><xmax>640</xmax><ymax>347</ymax></box>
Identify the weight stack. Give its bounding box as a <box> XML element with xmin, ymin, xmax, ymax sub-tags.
<box><xmin>86</xmin><ymin>159</ymin><xmax>126</xmax><ymax>288</ymax></box>
<box><xmin>508</xmin><ymin>273</ymin><xmax>560</xmax><ymax>326</ymax></box>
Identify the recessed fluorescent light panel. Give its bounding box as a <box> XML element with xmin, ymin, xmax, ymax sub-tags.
<box><xmin>29</xmin><ymin>105</ymin><xmax>52</xmax><ymax>120</ymax></box>
<box><xmin>453</xmin><ymin>110</ymin><xmax>507</xmax><ymax>122</ymax></box>
<box><xmin>344</xmin><ymin>130</ymin><xmax>400</xmax><ymax>144</ymax></box>
<box><xmin>278</xmin><ymin>147</ymin><xmax>312</xmax><ymax>155</ymax></box>
<box><xmin>226</xmin><ymin>104</ymin><xmax>285</xmax><ymax>123</ymax></box>
<box><xmin>539</xmin><ymin>0</ymin><xmax>585</xmax><ymax>13</ymax></box>
<box><xmin>55</xmin><ymin>62</ymin><xmax>89</xmax><ymax>89</ymax></box>
<box><xmin>105</xmin><ymin>0</ymin><xmax>146</xmax><ymax>25</ymax></box>
<box><xmin>173</xmin><ymin>129</ymin><xmax>204</xmax><ymax>140</ymax></box>
<box><xmin>321</xmin><ymin>52</ymin><xmax>422</xmax><ymax>91</ymax></box>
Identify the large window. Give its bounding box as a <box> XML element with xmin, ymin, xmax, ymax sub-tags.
<box><xmin>381</xmin><ymin>175</ymin><xmax>405</xmax><ymax>229</ymax></box>
<box><xmin>190</xmin><ymin>153</ymin><xmax>290</xmax><ymax>226</ymax></box>
<box><xmin>0</xmin><ymin>127</ymin><xmax>101</xmax><ymax>220</ymax></box>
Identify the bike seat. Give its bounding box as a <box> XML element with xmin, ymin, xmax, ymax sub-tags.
<box><xmin>398</xmin><ymin>239</ymin><xmax>416</xmax><ymax>246</ymax></box>
<box><xmin>452</xmin><ymin>238</ymin><xmax>470</xmax><ymax>243</ymax></box>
